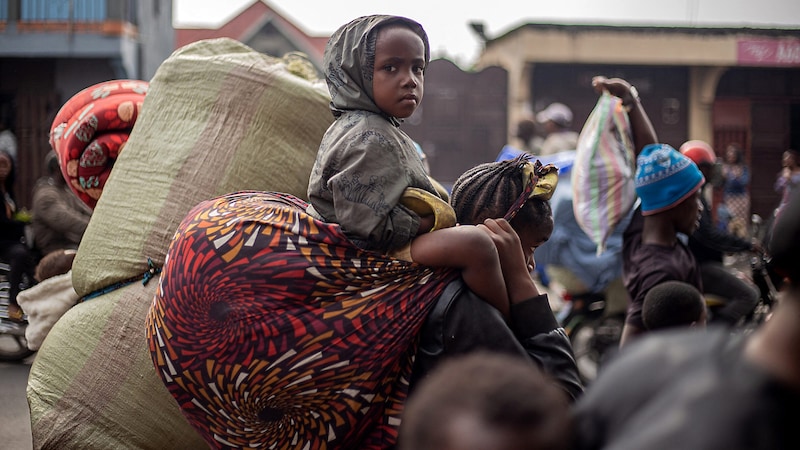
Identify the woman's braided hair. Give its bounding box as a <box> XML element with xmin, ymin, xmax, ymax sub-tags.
<box><xmin>450</xmin><ymin>154</ymin><xmax>552</xmax><ymax>229</ymax></box>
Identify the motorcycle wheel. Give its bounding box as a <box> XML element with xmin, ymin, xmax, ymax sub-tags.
<box><xmin>570</xmin><ymin>314</ymin><xmax>624</xmax><ymax>384</ymax></box>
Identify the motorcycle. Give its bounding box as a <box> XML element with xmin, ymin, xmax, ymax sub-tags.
<box><xmin>737</xmin><ymin>214</ymin><xmax>779</xmax><ymax>329</ymax></box>
<box><xmin>558</xmin><ymin>214</ymin><xmax>779</xmax><ymax>385</ymax></box>
<box><xmin>0</xmin><ymin>262</ymin><xmax>35</xmax><ymax>362</ymax></box>
<box><xmin>553</xmin><ymin>273</ymin><xmax>628</xmax><ymax>384</ymax></box>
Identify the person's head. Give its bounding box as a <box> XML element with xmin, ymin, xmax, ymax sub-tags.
<box><xmin>679</xmin><ymin>140</ymin><xmax>717</xmax><ymax>180</ymax></box>
<box><xmin>515</xmin><ymin>118</ymin><xmax>538</xmax><ymax>143</ymax></box>
<box><xmin>642</xmin><ymin>280</ymin><xmax>707</xmax><ymax>331</ymax></box>
<box><xmin>536</xmin><ymin>103</ymin><xmax>573</xmax><ymax>133</ymax></box>
<box><xmin>724</xmin><ymin>143</ymin><xmax>744</xmax><ymax>164</ymax></box>
<box><xmin>782</xmin><ymin>149</ymin><xmax>799</xmax><ymax>170</ymax></box>
<box><xmin>0</xmin><ymin>149</ymin><xmax>15</xmax><ymax>193</ymax></box>
<box><xmin>399</xmin><ymin>352</ymin><xmax>572</xmax><ymax>450</ymax></box>
<box><xmin>450</xmin><ymin>155</ymin><xmax>556</xmax><ymax>268</ymax></box>
<box><xmin>769</xmin><ymin>188</ymin><xmax>800</xmax><ymax>291</ymax></box>
<box><xmin>34</xmin><ymin>249</ymin><xmax>77</xmax><ymax>282</ymax></box>
<box><xmin>43</xmin><ymin>150</ymin><xmax>67</xmax><ymax>186</ymax></box>
<box><xmin>323</xmin><ymin>15</ymin><xmax>429</xmax><ymax>120</ymax></box>
<box><xmin>635</xmin><ymin>143</ymin><xmax>705</xmax><ymax>234</ymax></box>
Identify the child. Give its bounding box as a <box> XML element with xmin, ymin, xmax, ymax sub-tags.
<box><xmin>642</xmin><ymin>280</ymin><xmax>707</xmax><ymax>331</ymax></box>
<box><xmin>307</xmin><ymin>15</ymin><xmax>515</xmax><ymax>317</ymax></box>
<box><xmin>400</xmin><ymin>352</ymin><xmax>572</xmax><ymax>450</ymax></box>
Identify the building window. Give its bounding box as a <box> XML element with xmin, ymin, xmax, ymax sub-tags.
<box><xmin>20</xmin><ymin>0</ymin><xmax>107</xmax><ymax>21</ymax></box>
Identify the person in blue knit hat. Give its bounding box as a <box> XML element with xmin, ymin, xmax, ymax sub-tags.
<box><xmin>635</xmin><ymin>144</ymin><xmax>705</xmax><ymax>216</ymax></box>
<box><xmin>591</xmin><ymin>76</ymin><xmax>705</xmax><ymax>347</ymax></box>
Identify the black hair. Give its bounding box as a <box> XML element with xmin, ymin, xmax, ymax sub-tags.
<box><xmin>399</xmin><ymin>352</ymin><xmax>571</xmax><ymax>450</ymax></box>
<box><xmin>35</xmin><ymin>249</ymin><xmax>76</xmax><ymax>282</ymax></box>
<box><xmin>642</xmin><ymin>281</ymin><xmax>705</xmax><ymax>330</ymax></box>
<box><xmin>450</xmin><ymin>155</ymin><xmax>552</xmax><ymax>230</ymax></box>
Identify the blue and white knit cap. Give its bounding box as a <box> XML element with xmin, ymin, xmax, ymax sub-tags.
<box><xmin>635</xmin><ymin>143</ymin><xmax>705</xmax><ymax>216</ymax></box>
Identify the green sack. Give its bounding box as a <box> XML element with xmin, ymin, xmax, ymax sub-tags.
<box><xmin>27</xmin><ymin>279</ymin><xmax>207</xmax><ymax>449</ymax></box>
<box><xmin>71</xmin><ymin>37</ymin><xmax>333</xmax><ymax>297</ymax></box>
<box><xmin>29</xmin><ymin>38</ymin><xmax>333</xmax><ymax>449</ymax></box>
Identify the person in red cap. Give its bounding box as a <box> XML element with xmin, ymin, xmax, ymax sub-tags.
<box><xmin>680</xmin><ymin>140</ymin><xmax>761</xmax><ymax>326</ymax></box>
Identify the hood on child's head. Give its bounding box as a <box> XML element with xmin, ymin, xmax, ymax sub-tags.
<box><xmin>323</xmin><ymin>15</ymin><xmax>429</xmax><ymax>117</ymax></box>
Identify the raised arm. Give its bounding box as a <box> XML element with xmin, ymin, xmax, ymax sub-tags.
<box><xmin>592</xmin><ymin>76</ymin><xmax>657</xmax><ymax>156</ymax></box>
<box><xmin>591</xmin><ymin>76</ymin><xmax>657</xmax><ymax>346</ymax></box>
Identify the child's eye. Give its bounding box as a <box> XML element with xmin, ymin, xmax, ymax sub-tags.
<box><xmin>382</xmin><ymin>65</ymin><xmax>396</xmax><ymax>72</ymax></box>
<box><xmin>413</xmin><ymin>65</ymin><xmax>425</xmax><ymax>75</ymax></box>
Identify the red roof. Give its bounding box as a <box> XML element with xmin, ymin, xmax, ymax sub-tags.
<box><xmin>175</xmin><ymin>0</ymin><xmax>328</xmax><ymax>63</ymax></box>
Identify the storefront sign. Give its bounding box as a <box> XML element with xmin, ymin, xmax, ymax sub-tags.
<box><xmin>738</xmin><ymin>39</ymin><xmax>800</xmax><ymax>66</ymax></box>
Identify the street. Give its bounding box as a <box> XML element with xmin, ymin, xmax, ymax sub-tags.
<box><xmin>0</xmin><ymin>355</ymin><xmax>34</xmax><ymax>450</ymax></box>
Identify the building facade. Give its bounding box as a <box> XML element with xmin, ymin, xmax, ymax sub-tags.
<box><xmin>475</xmin><ymin>23</ymin><xmax>800</xmax><ymax>218</ymax></box>
<box><xmin>0</xmin><ymin>0</ymin><xmax>174</xmax><ymax>208</ymax></box>
<box><xmin>175</xmin><ymin>0</ymin><xmax>327</xmax><ymax>76</ymax></box>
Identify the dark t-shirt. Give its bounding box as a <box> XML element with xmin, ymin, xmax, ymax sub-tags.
<box><xmin>622</xmin><ymin>208</ymin><xmax>703</xmax><ymax>328</ymax></box>
<box><xmin>411</xmin><ymin>278</ymin><xmax>584</xmax><ymax>402</ymax></box>
<box><xmin>573</xmin><ymin>327</ymin><xmax>800</xmax><ymax>450</ymax></box>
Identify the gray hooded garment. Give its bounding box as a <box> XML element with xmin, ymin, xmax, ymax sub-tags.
<box><xmin>306</xmin><ymin>15</ymin><xmax>439</xmax><ymax>254</ymax></box>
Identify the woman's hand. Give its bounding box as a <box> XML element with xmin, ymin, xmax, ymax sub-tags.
<box><xmin>480</xmin><ymin>218</ymin><xmax>540</xmax><ymax>304</ymax></box>
<box><xmin>480</xmin><ymin>218</ymin><xmax>525</xmax><ymax>271</ymax></box>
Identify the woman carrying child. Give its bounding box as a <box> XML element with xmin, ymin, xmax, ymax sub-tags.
<box><xmin>307</xmin><ymin>14</ymin><xmax>513</xmax><ymax>317</ymax></box>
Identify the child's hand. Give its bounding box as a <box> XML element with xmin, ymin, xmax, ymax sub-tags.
<box><xmin>417</xmin><ymin>214</ymin><xmax>435</xmax><ymax>235</ymax></box>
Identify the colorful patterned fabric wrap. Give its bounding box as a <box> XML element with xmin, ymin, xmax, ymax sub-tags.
<box><xmin>49</xmin><ymin>79</ymin><xmax>149</xmax><ymax>209</ymax></box>
<box><xmin>147</xmin><ymin>191</ymin><xmax>457</xmax><ymax>449</ymax></box>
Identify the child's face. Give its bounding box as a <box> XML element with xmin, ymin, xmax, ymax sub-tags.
<box><xmin>372</xmin><ymin>25</ymin><xmax>425</xmax><ymax>119</ymax></box>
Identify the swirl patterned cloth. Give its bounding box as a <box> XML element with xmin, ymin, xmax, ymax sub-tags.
<box><xmin>49</xmin><ymin>79</ymin><xmax>149</xmax><ymax>209</ymax></box>
<box><xmin>146</xmin><ymin>191</ymin><xmax>457</xmax><ymax>449</ymax></box>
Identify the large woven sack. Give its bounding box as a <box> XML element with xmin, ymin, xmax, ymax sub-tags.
<box><xmin>27</xmin><ymin>279</ymin><xmax>207</xmax><ymax>449</ymax></box>
<box><xmin>28</xmin><ymin>38</ymin><xmax>333</xmax><ymax>449</ymax></box>
<box><xmin>71</xmin><ymin>37</ymin><xmax>332</xmax><ymax>297</ymax></box>
<box><xmin>571</xmin><ymin>91</ymin><xmax>636</xmax><ymax>255</ymax></box>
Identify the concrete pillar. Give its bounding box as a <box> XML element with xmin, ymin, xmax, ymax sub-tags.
<box><xmin>688</xmin><ymin>66</ymin><xmax>728</xmax><ymax>144</ymax></box>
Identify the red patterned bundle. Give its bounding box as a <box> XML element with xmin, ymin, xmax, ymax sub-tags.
<box><xmin>49</xmin><ymin>79</ymin><xmax>149</xmax><ymax>209</ymax></box>
<box><xmin>147</xmin><ymin>191</ymin><xmax>457</xmax><ymax>449</ymax></box>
